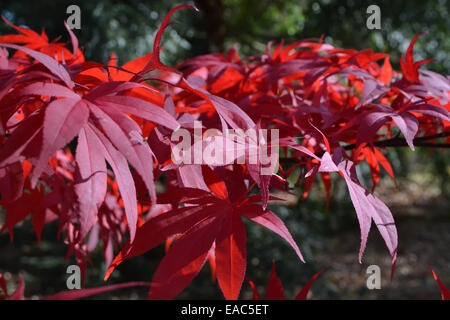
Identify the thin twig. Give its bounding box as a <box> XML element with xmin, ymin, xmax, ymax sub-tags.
<box><xmin>343</xmin><ymin>131</ymin><xmax>450</xmax><ymax>150</ymax></box>
<box><xmin>279</xmin><ymin>131</ymin><xmax>450</xmax><ymax>165</ymax></box>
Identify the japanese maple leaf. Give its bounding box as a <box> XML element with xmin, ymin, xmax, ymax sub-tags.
<box><xmin>430</xmin><ymin>267</ymin><xmax>450</xmax><ymax>300</ymax></box>
<box><xmin>105</xmin><ymin>167</ymin><xmax>303</xmax><ymax>300</ymax></box>
<box><xmin>130</xmin><ymin>5</ymin><xmax>257</xmax><ymax>135</ymax></box>
<box><xmin>39</xmin><ymin>282</ymin><xmax>151</xmax><ymax>300</ymax></box>
<box><xmin>245</xmin><ymin>262</ymin><xmax>325</xmax><ymax>300</ymax></box>
<box><xmin>354</xmin><ymin>102</ymin><xmax>449</xmax><ymax>151</ymax></box>
<box><xmin>400</xmin><ymin>33</ymin><xmax>434</xmax><ymax>83</ymax></box>
<box><xmin>128</xmin><ymin>4</ymin><xmax>274</xmax><ymax>210</ymax></box>
<box><xmin>362</xmin><ymin>146</ymin><xmax>395</xmax><ymax>192</ymax></box>
<box><xmin>335</xmin><ymin>159</ymin><xmax>398</xmax><ymax>274</ymax></box>
<box><xmin>0</xmin><ymin>17</ymin><xmax>83</xmax><ymax>64</ymax></box>
<box><xmin>0</xmin><ymin>184</ymin><xmax>44</xmax><ymax>241</ymax></box>
<box><xmin>284</xmin><ymin>132</ymin><xmax>398</xmax><ymax>277</ymax></box>
<box><xmin>0</xmin><ymin>44</ymin><xmax>180</xmax><ymax>242</ymax></box>
<box><xmin>0</xmin><ymin>161</ymin><xmax>24</xmax><ymax>202</ymax></box>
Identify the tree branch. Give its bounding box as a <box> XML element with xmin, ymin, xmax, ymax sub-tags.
<box><xmin>279</xmin><ymin>131</ymin><xmax>450</xmax><ymax>165</ymax></box>
<box><xmin>343</xmin><ymin>131</ymin><xmax>450</xmax><ymax>150</ymax></box>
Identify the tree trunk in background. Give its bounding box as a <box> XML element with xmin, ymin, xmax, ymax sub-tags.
<box><xmin>196</xmin><ymin>0</ymin><xmax>226</xmax><ymax>52</ymax></box>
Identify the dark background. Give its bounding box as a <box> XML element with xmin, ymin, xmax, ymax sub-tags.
<box><xmin>0</xmin><ymin>0</ymin><xmax>449</xmax><ymax>299</ymax></box>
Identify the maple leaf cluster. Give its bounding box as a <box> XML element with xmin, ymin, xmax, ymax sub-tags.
<box><xmin>0</xmin><ymin>5</ymin><xmax>448</xmax><ymax>299</ymax></box>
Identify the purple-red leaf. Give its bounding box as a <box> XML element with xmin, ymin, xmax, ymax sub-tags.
<box><xmin>74</xmin><ymin>127</ymin><xmax>108</xmax><ymax>238</ymax></box>
<box><xmin>430</xmin><ymin>267</ymin><xmax>450</xmax><ymax>300</ymax></box>
<box><xmin>105</xmin><ymin>202</ymin><xmax>219</xmax><ymax>280</ymax></box>
<box><xmin>0</xmin><ymin>43</ymin><xmax>74</xmax><ymax>88</ymax></box>
<box><xmin>294</xmin><ymin>268</ymin><xmax>325</xmax><ymax>300</ymax></box>
<box><xmin>240</xmin><ymin>204</ymin><xmax>305</xmax><ymax>262</ymax></box>
<box><xmin>215</xmin><ymin>211</ymin><xmax>247</xmax><ymax>300</ymax></box>
<box><xmin>265</xmin><ymin>262</ymin><xmax>285</xmax><ymax>300</ymax></box>
<box><xmin>31</xmin><ymin>98</ymin><xmax>88</xmax><ymax>186</ymax></box>
<box><xmin>0</xmin><ymin>161</ymin><xmax>24</xmax><ymax>202</ymax></box>
<box><xmin>148</xmin><ymin>215</ymin><xmax>222</xmax><ymax>300</ymax></box>
<box><xmin>97</xmin><ymin>95</ymin><xmax>180</xmax><ymax>131</ymax></box>
<box><xmin>86</xmin><ymin>124</ymin><xmax>138</xmax><ymax>242</ymax></box>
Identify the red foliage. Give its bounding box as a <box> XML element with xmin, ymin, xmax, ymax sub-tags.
<box><xmin>0</xmin><ymin>5</ymin><xmax>449</xmax><ymax>299</ymax></box>
<box><xmin>245</xmin><ymin>262</ymin><xmax>324</xmax><ymax>300</ymax></box>
<box><xmin>430</xmin><ymin>267</ymin><xmax>450</xmax><ymax>300</ymax></box>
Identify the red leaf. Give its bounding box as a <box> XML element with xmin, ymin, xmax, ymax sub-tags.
<box><xmin>373</xmin><ymin>147</ymin><xmax>395</xmax><ymax>179</ymax></box>
<box><xmin>31</xmin><ymin>98</ymin><xmax>88</xmax><ymax>186</ymax></box>
<box><xmin>406</xmin><ymin>103</ymin><xmax>450</xmax><ymax>121</ymax></box>
<box><xmin>202</xmin><ymin>165</ymin><xmax>229</xmax><ymax>200</ymax></box>
<box><xmin>138</xmin><ymin>5</ymin><xmax>198</xmax><ymax>75</ymax></box>
<box><xmin>379</xmin><ymin>57</ymin><xmax>393</xmax><ymax>84</ymax></box>
<box><xmin>294</xmin><ymin>268</ymin><xmax>325</xmax><ymax>300</ymax></box>
<box><xmin>391</xmin><ymin>112</ymin><xmax>419</xmax><ymax>151</ymax></box>
<box><xmin>265</xmin><ymin>262</ymin><xmax>285</xmax><ymax>300</ymax></box>
<box><xmin>64</xmin><ymin>21</ymin><xmax>79</xmax><ymax>56</ymax></box>
<box><xmin>0</xmin><ymin>112</ymin><xmax>44</xmax><ymax>168</ymax></box>
<box><xmin>215</xmin><ymin>211</ymin><xmax>247</xmax><ymax>300</ymax></box>
<box><xmin>0</xmin><ymin>161</ymin><xmax>24</xmax><ymax>202</ymax></box>
<box><xmin>362</xmin><ymin>147</ymin><xmax>381</xmax><ymax>192</ymax></box>
<box><xmin>430</xmin><ymin>267</ymin><xmax>450</xmax><ymax>300</ymax></box>
<box><xmin>0</xmin><ymin>43</ymin><xmax>74</xmax><ymax>88</ymax></box>
<box><xmin>32</xmin><ymin>208</ymin><xmax>47</xmax><ymax>244</ymax></box>
<box><xmin>86</xmin><ymin>124</ymin><xmax>138</xmax><ymax>242</ymax></box>
<box><xmin>179</xmin><ymin>78</ymin><xmax>256</xmax><ymax>131</ymax></box>
<box><xmin>355</xmin><ymin>79</ymin><xmax>388</xmax><ymax>110</ymax></box>
<box><xmin>400</xmin><ymin>33</ymin><xmax>434</xmax><ymax>83</ymax></box>
<box><xmin>0</xmin><ymin>187</ymin><xmax>43</xmax><ymax>240</ymax></box>
<box><xmin>89</xmin><ymin>103</ymin><xmax>156</xmax><ymax>203</ymax></box>
<box><xmin>148</xmin><ymin>215</ymin><xmax>222</xmax><ymax>300</ymax></box>
<box><xmin>240</xmin><ymin>204</ymin><xmax>305</xmax><ymax>262</ymax></box>
<box><xmin>84</xmin><ymin>81</ymin><xmax>156</xmax><ymax>100</ymax></box>
<box><xmin>74</xmin><ymin>127</ymin><xmax>108</xmax><ymax>237</ymax></box>
<box><xmin>245</xmin><ymin>276</ymin><xmax>261</xmax><ymax>300</ymax></box>
<box><xmin>105</xmin><ymin>202</ymin><xmax>218</xmax><ymax>280</ymax></box>
<box><xmin>96</xmin><ymin>95</ymin><xmax>180</xmax><ymax>131</ymax></box>
<box><xmin>17</xmin><ymin>82</ymin><xmax>80</xmax><ymax>99</ymax></box>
